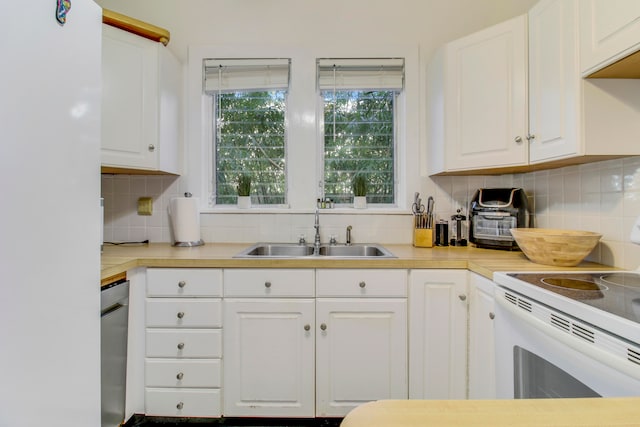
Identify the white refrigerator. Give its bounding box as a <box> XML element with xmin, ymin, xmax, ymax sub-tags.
<box><xmin>0</xmin><ymin>1</ymin><xmax>102</xmax><ymax>426</ymax></box>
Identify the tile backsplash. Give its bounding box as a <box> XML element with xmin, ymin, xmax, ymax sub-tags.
<box><xmin>102</xmin><ymin>156</ymin><xmax>640</xmax><ymax>269</ymax></box>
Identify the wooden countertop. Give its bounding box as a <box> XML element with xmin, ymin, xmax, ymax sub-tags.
<box><xmin>340</xmin><ymin>398</ymin><xmax>640</xmax><ymax>426</ymax></box>
<box><xmin>100</xmin><ymin>243</ymin><xmax>614</xmax><ymax>284</ymax></box>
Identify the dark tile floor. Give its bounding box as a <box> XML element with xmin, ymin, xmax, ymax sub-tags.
<box><xmin>124</xmin><ymin>415</ymin><xmax>343</xmax><ymax>427</ymax></box>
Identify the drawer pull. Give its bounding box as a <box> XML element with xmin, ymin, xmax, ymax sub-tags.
<box><xmin>177</xmin><ymin>312</ymin><xmax>185</xmax><ymax>319</ymax></box>
<box><xmin>489</xmin><ymin>312</ymin><xmax>495</xmax><ymax>320</ymax></box>
<box><xmin>178</xmin><ymin>280</ymin><xmax>186</xmax><ymax>288</ymax></box>
<box><xmin>320</xmin><ymin>323</ymin><xmax>327</xmax><ymax>331</ymax></box>
<box><xmin>304</xmin><ymin>324</ymin><xmax>311</xmax><ymax>331</ymax></box>
<box><xmin>176</xmin><ymin>402</ymin><xmax>184</xmax><ymax>410</ymax></box>
<box><xmin>176</xmin><ymin>372</ymin><xmax>184</xmax><ymax>380</ymax></box>
<box><xmin>177</xmin><ymin>342</ymin><xmax>185</xmax><ymax>350</ymax></box>
<box><xmin>359</xmin><ymin>281</ymin><xmax>366</xmax><ymax>288</ymax></box>
<box><xmin>264</xmin><ymin>281</ymin><xmax>272</xmax><ymax>288</ymax></box>
<box><xmin>458</xmin><ymin>294</ymin><xmax>467</xmax><ymax>301</ymax></box>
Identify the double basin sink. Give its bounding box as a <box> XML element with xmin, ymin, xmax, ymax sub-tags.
<box><xmin>235</xmin><ymin>242</ymin><xmax>395</xmax><ymax>258</ymax></box>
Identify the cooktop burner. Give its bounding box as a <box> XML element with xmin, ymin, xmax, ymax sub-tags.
<box><xmin>508</xmin><ymin>272</ymin><xmax>640</xmax><ymax>324</ymax></box>
<box><xmin>541</xmin><ymin>277</ymin><xmax>608</xmax><ymax>291</ymax></box>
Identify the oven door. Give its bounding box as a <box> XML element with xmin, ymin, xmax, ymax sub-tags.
<box><xmin>494</xmin><ymin>287</ymin><xmax>640</xmax><ymax>398</ymax></box>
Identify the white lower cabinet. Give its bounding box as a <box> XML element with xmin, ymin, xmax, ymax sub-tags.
<box><xmin>223</xmin><ymin>269</ymin><xmax>315</xmax><ymax>417</ymax></box>
<box><xmin>315</xmin><ymin>269</ymin><xmax>408</xmax><ymax>417</ymax></box>
<box><xmin>144</xmin><ymin>269</ymin><xmax>223</xmax><ymax>417</ymax></box>
<box><xmin>223</xmin><ymin>298</ymin><xmax>315</xmax><ymax>417</ymax></box>
<box><xmin>223</xmin><ymin>268</ymin><xmax>407</xmax><ymax>418</ymax></box>
<box><xmin>409</xmin><ymin>269</ymin><xmax>468</xmax><ymax>399</ymax></box>
<box><xmin>315</xmin><ymin>298</ymin><xmax>407</xmax><ymax>416</ymax></box>
<box><xmin>468</xmin><ymin>272</ymin><xmax>497</xmax><ymax>399</ymax></box>
<box><xmin>138</xmin><ymin>267</ymin><xmax>499</xmax><ymax>419</ymax></box>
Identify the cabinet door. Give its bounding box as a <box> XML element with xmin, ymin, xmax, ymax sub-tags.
<box><xmin>223</xmin><ymin>299</ymin><xmax>315</xmax><ymax>417</ymax></box>
<box><xmin>580</xmin><ymin>0</ymin><xmax>640</xmax><ymax>75</ymax></box>
<box><xmin>468</xmin><ymin>273</ymin><xmax>496</xmax><ymax>399</ymax></box>
<box><xmin>444</xmin><ymin>15</ymin><xmax>528</xmax><ymax>171</ymax></box>
<box><xmin>409</xmin><ymin>270</ymin><xmax>467</xmax><ymax>399</ymax></box>
<box><xmin>316</xmin><ymin>298</ymin><xmax>407</xmax><ymax>417</ymax></box>
<box><xmin>101</xmin><ymin>25</ymin><xmax>158</xmax><ymax>170</ymax></box>
<box><xmin>529</xmin><ymin>0</ymin><xmax>581</xmax><ymax>163</ymax></box>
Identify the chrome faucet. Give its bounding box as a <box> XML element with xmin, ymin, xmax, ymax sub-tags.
<box><xmin>314</xmin><ymin>208</ymin><xmax>321</xmax><ymax>255</ymax></box>
<box><xmin>346</xmin><ymin>225</ymin><xmax>352</xmax><ymax>246</ymax></box>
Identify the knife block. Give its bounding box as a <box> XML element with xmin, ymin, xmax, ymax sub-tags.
<box><xmin>413</xmin><ymin>227</ymin><xmax>433</xmax><ymax>248</ymax></box>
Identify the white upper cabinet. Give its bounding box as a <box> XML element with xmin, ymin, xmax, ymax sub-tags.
<box><xmin>529</xmin><ymin>0</ymin><xmax>640</xmax><ymax>164</ymax></box>
<box><xmin>429</xmin><ymin>1</ymin><xmax>640</xmax><ymax>175</ymax></box>
<box><xmin>580</xmin><ymin>0</ymin><xmax>640</xmax><ymax>76</ymax></box>
<box><xmin>427</xmin><ymin>15</ymin><xmax>528</xmax><ymax>174</ymax></box>
<box><xmin>101</xmin><ymin>24</ymin><xmax>182</xmax><ymax>175</ymax></box>
<box><xmin>528</xmin><ymin>0</ymin><xmax>581</xmax><ymax>162</ymax></box>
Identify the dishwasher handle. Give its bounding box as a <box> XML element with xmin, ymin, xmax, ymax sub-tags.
<box><xmin>101</xmin><ymin>302</ymin><xmax>125</xmax><ymax>317</ymax></box>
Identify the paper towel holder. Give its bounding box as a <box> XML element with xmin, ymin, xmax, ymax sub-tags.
<box><xmin>171</xmin><ymin>192</ymin><xmax>205</xmax><ymax>247</ymax></box>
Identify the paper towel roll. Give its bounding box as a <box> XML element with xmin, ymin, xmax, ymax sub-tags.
<box><xmin>169</xmin><ymin>196</ymin><xmax>204</xmax><ymax>246</ymax></box>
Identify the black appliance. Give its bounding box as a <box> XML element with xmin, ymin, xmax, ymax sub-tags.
<box><xmin>469</xmin><ymin>188</ymin><xmax>530</xmax><ymax>250</ymax></box>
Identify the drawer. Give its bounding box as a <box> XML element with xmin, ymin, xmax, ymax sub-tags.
<box><xmin>146</xmin><ymin>329</ymin><xmax>222</xmax><ymax>358</ymax></box>
<box><xmin>145</xmin><ymin>388</ymin><xmax>221</xmax><ymax>417</ymax></box>
<box><xmin>146</xmin><ymin>298</ymin><xmax>222</xmax><ymax>328</ymax></box>
<box><xmin>224</xmin><ymin>269</ymin><xmax>314</xmax><ymax>297</ymax></box>
<box><xmin>145</xmin><ymin>359</ymin><xmax>222</xmax><ymax>388</ymax></box>
<box><xmin>147</xmin><ymin>268</ymin><xmax>223</xmax><ymax>297</ymax></box>
<box><xmin>316</xmin><ymin>269</ymin><xmax>407</xmax><ymax>297</ymax></box>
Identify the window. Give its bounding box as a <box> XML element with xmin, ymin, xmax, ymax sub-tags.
<box><xmin>318</xmin><ymin>58</ymin><xmax>404</xmax><ymax>206</ymax></box>
<box><xmin>204</xmin><ymin>59</ymin><xmax>290</xmax><ymax>205</ymax></box>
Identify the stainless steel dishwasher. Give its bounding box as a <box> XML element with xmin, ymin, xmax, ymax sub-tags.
<box><xmin>101</xmin><ymin>279</ymin><xmax>129</xmax><ymax>427</ymax></box>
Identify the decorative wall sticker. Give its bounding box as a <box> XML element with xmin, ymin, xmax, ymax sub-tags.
<box><xmin>56</xmin><ymin>0</ymin><xmax>71</xmax><ymax>25</ymax></box>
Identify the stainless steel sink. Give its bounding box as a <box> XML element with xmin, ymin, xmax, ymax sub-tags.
<box><xmin>238</xmin><ymin>243</ymin><xmax>315</xmax><ymax>257</ymax></box>
<box><xmin>234</xmin><ymin>243</ymin><xmax>395</xmax><ymax>258</ymax></box>
<box><xmin>318</xmin><ymin>244</ymin><xmax>393</xmax><ymax>257</ymax></box>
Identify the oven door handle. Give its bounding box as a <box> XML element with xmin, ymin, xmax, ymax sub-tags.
<box><xmin>495</xmin><ymin>293</ymin><xmax>640</xmax><ymax>381</ymax></box>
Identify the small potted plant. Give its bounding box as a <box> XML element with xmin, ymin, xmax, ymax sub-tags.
<box><xmin>237</xmin><ymin>174</ymin><xmax>252</xmax><ymax>209</ymax></box>
<box><xmin>352</xmin><ymin>174</ymin><xmax>368</xmax><ymax>209</ymax></box>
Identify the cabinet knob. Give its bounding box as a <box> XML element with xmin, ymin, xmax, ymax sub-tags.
<box><xmin>176</xmin><ymin>402</ymin><xmax>184</xmax><ymax>410</ymax></box>
<box><xmin>177</xmin><ymin>312</ymin><xmax>185</xmax><ymax>319</ymax></box>
<box><xmin>304</xmin><ymin>324</ymin><xmax>311</xmax><ymax>331</ymax></box>
<box><xmin>458</xmin><ymin>294</ymin><xmax>467</xmax><ymax>301</ymax></box>
<box><xmin>514</xmin><ymin>136</ymin><xmax>523</xmax><ymax>144</ymax></box>
<box><xmin>526</xmin><ymin>134</ymin><xmax>536</xmax><ymax>142</ymax></box>
<box><xmin>489</xmin><ymin>312</ymin><xmax>495</xmax><ymax>320</ymax></box>
<box><xmin>176</xmin><ymin>372</ymin><xmax>184</xmax><ymax>380</ymax></box>
<box><xmin>148</xmin><ymin>144</ymin><xmax>156</xmax><ymax>152</ymax></box>
<box><xmin>320</xmin><ymin>323</ymin><xmax>327</xmax><ymax>331</ymax></box>
<box><xmin>178</xmin><ymin>280</ymin><xmax>186</xmax><ymax>288</ymax></box>
<box><xmin>265</xmin><ymin>281</ymin><xmax>272</xmax><ymax>288</ymax></box>
<box><xmin>177</xmin><ymin>342</ymin><xmax>185</xmax><ymax>350</ymax></box>
<box><xmin>359</xmin><ymin>281</ymin><xmax>366</xmax><ymax>288</ymax></box>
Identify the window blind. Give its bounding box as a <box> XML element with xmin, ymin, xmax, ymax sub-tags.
<box><xmin>317</xmin><ymin>58</ymin><xmax>405</xmax><ymax>91</ymax></box>
<box><xmin>203</xmin><ymin>58</ymin><xmax>291</xmax><ymax>93</ymax></box>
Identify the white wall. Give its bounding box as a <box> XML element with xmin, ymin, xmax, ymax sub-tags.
<box><xmin>102</xmin><ymin>157</ymin><xmax>640</xmax><ymax>269</ymax></box>
<box><xmin>99</xmin><ymin>0</ymin><xmax>640</xmax><ymax>269</ymax></box>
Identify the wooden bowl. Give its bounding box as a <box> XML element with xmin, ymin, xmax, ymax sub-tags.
<box><xmin>510</xmin><ymin>228</ymin><xmax>602</xmax><ymax>267</ymax></box>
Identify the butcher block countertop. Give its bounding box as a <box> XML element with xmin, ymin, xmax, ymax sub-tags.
<box><xmin>100</xmin><ymin>242</ymin><xmax>615</xmax><ymax>284</ymax></box>
<box><xmin>340</xmin><ymin>398</ymin><xmax>640</xmax><ymax>427</ymax></box>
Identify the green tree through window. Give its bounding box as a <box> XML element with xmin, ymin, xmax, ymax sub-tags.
<box><xmin>214</xmin><ymin>90</ymin><xmax>287</xmax><ymax>205</ymax></box>
<box><xmin>323</xmin><ymin>90</ymin><xmax>395</xmax><ymax>205</ymax></box>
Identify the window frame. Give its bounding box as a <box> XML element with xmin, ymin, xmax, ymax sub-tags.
<box><xmin>187</xmin><ymin>45</ymin><xmax>419</xmax><ymax>214</ymax></box>
<box><xmin>316</xmin><ymin>89</ymin><xmax>401</xmax><ymax>208</ymax></box>
<box><xmin>209</xmin><ymin>89</ymin><xmax>290</xmax><ymax>207</ymax></box>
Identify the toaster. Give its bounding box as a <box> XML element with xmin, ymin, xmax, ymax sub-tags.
<box><xmin>469</xmin><ymin>188</ymin><xmax>530</xmax><ymax>250</ymax></box>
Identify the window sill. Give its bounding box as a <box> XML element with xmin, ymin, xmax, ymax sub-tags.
<box><xmin>200</xmin><ymin>206</ymin><xmax>412</xmax><ymax>215</ymax></box>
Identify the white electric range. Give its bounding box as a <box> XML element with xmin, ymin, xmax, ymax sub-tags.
<box><xmin>493</xmin><ymin>270</ymin><xmax>640</xmax><ymax>398</ymax></box>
